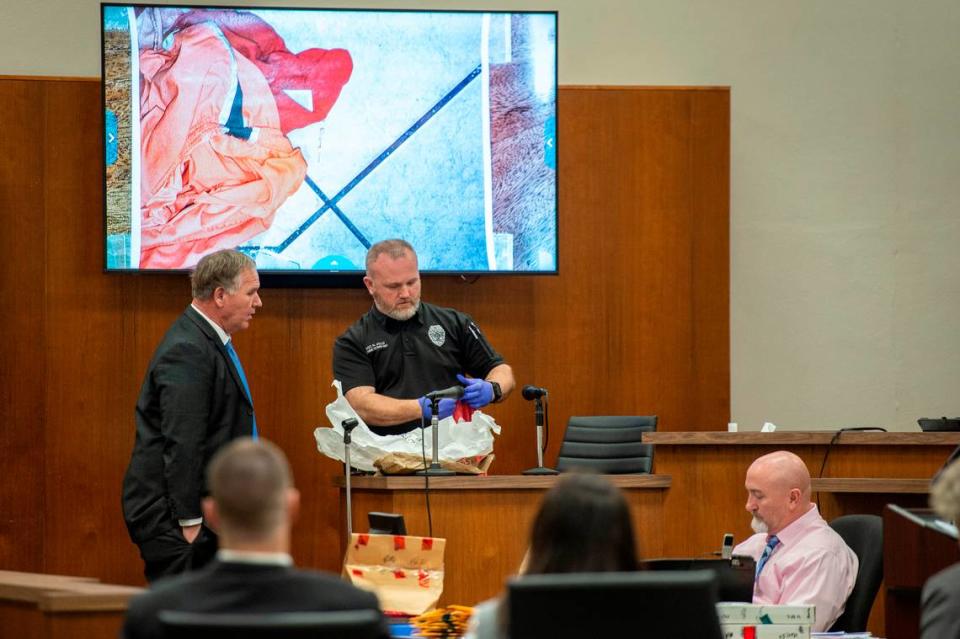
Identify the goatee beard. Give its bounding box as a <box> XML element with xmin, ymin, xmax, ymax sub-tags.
<box><xmin>381</xmin><ymin>300</ymin><xmax>419</xmax><ymax>321</ymax></box>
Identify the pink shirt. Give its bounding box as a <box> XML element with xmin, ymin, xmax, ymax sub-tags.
<box><xmin>732</xmin><ymin>504</ymin><xmax>858</xmax><ymax>632</ymax></box>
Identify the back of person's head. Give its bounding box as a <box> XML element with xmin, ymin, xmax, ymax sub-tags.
<box><xmin>525</xmin><ymin>472</ymin><xmax>638</xmax><ymax>574</ymax></box>
<box><xmin>191</xmin><ymin>249</ymin><xmax>256</xmax><ymax>300</ymax></box>
<box><xmin>931</xmin><ymin>459</ymin><xmax>960</xmax><ymax>523</ymax></box>
<box><xmin>207</xmin><ymin>438</ymin><xmax>293</xmax><ymax>542</ymax></box>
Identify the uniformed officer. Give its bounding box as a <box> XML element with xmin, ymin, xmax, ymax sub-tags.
<box><xmin>333</xmin><ymin>239</ymin><xmax>515</xmax><ymax>435</ymax></box>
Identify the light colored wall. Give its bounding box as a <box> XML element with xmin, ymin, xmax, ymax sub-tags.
<box><xmin>3</xmin><ymin>0</ymin><xmax>958</xmax><ymax>431</ymax></box>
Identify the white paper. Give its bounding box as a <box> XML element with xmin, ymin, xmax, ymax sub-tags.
<box><xmin>314</xmin><ymin>380</ymin><xmax>501</xmax><ymax>472</ymax></box>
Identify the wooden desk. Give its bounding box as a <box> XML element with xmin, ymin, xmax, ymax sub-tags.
<box><xmin>0</xmin><ymin>570</ymin><xmax>143</xmax><ymax>639</ymax></box>
<box><xmin>643</xmin><ymin>431</ymin><xmax>960</xmax><ymax>636</ymax></box>
<box><xmin>336</xmin><ymin>474</ymin><xmax>671</xmax><ymax>606</ymax></box>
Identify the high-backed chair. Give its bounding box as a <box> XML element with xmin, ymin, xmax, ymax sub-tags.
<box><xmin>158</xmin><ymin>609</ymin><xmax>386</xmax><ymax>639</ymax></box>
<box><xmin>508</xmin><ymin>570</ymin><xmax>723</xmax><ymax>639</ymax></box>
<box><xmin>555</xmin><ymin>415</ymin><xmax>657</xmax><ymax>474</ymax></box>
<box><xmin>828</xmin><ymin>514</ymin><xmax>884</xmax><ymax>632</ymax></box>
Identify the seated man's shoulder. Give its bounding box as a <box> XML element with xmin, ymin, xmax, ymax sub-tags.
<box><xmin>925</xmin><ymin>562</ymin><xmax>960</xmax><ymax>597</ymax></box>
<box><xmin>125</xmin><ymin>571</ymin><xmax>203</xmax><ymax>618</ymax></box>
<box><xmin>289</xmin><ymin>568</ymin><xmax>380</xmax><ymax>606</ymax></box>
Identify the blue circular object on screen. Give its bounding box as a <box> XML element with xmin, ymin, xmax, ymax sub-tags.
<box><xmin>313</xmin><ymin>255</ymin><xmax>356</xmax><ymax>270</ymax></box>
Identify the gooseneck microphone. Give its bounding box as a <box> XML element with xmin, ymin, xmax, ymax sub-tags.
<box><xmin>522</xmin><ymin>384</ymin><xmax>557</xmax><ymax>475</ymax></box>
<box><xmin>426</xmin><ymin>385</ymin><xmax>465</xmax><ymax>401</ymax></box>
<box><xmin>521</xmin><ymin>385</ymin><xmax>548</xmax><ymax>400</ymax></box>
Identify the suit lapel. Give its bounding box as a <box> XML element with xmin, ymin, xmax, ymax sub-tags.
<box><xmin>184</xmin><ymin>306</ymin><xmax>253</xmax><ymax>408</ymax></box>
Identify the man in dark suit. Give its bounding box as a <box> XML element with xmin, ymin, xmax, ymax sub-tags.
<box><xmin>921</xmin><ymin>458</ymin><xmax>960</xmax><ymax>638</ymax></box>
<box><xmin>122</xmin><ymin>249</ymin><xmax>262</xmax><ymax>582</ymax></box>
<box><xmin>122</xmin><ymin>438</ymin><xmax>390</xmax><ymax>639</ymax></box>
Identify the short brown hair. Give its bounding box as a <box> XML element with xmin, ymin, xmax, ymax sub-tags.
<box><xmin>207</xmin><ymin>438</ymin><xmax>292</xmax><ymax>539</ymax></box>
<box><xmin>365</xmin><ymin>239</ymin><xmax>416</xmax><ymax>273</ymax></box>
<box><xmin>191</xmin><ymin>249</ymin><xmax>257</xmax><ymax>300</ymax></box>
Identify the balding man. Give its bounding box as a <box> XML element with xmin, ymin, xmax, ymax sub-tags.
<box><xmin>732</xmin><ymin>451</ymin><xmax>858</xmax><ymax>632</ymax></box>
<box><xmin>122</xmin><ymin>438</ymin><xmax>389</xmax><ymax>639</ymax></box>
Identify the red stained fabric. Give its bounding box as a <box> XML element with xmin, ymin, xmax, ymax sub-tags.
<box><xmin>452</xmin><ymin>401</ymin><xmax>475</xmax><ymax>423</ymax></box>
<box><xmin>139</xmin><ymin>22</ymin><xmax>307</xmax><ymax>269</ymax></box>
<box><xmin>172</xmin><ymin>9</ymin><xmax>353</xmax><ymax>134</ymax></box>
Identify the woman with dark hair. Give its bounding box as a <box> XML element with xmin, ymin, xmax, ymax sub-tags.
<box><xmin>465</xmin><ymin>472</ymin><xmax>639</xmax><ymax>639</ymax></box>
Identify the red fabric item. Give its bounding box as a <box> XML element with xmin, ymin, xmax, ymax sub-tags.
<box><xmin>393</xmin><ymin>536</ymin><xmax>406</xmax><ymax>551</ymax></box>
<box><xmin>421</xmin><ymin>538</ymin><xmax>434</xmax><ymax>551</ymax></box>
<box><xmin>172</xmin><ymin>9</ymin><xmax>353</xmax><ymax>134</ymax></box>
<box><xmin>452</xmin><ymin>401</ymin><xmax>475</xmax><ymax>423</ymax></box>
<box><xmin>393</xmin><ymin>569</ymin><xmax>406</xmax><ymax>579</ymax></box>
<box><xmin>138</xmin><ymin>22</ymin><xmax>307</xmax><ymax>268</ymax></box>
<box><xmin>357</xmin><ymin>534</ymin><xmax>370</xmax><ymax>546</ymax></box>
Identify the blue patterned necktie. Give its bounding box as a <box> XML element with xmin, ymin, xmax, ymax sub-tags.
<box><xmin>225</xmin><ymin>341</ymin><xmax>258</xmax><ymax>440</ymax></box>
<box><xmin>755</xmin><ymin>535</ymin><xmax>780</xmax><ymax>578</ymax></box>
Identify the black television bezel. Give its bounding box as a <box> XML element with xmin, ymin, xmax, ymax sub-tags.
<box><xmin>100</xmin><ymin>2</ymin><xmax>559</xmax><ymax>288</ymax></box>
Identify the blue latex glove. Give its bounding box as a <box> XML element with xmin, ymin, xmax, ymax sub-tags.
<box><xmin>457</xmin><ymin>374</ymin><xmax>494</xmax><ymax>409</ymax></box>
<box><xmin>418</xmin><ymin>397</ymin><xmax>456</xmax><ymax>421</ymax></box>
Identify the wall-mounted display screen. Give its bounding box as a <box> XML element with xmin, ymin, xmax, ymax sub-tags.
<box><xmin>102</xmin><ymin>4</ymin><xmax>558</xmax><ymax>280</ymax></box>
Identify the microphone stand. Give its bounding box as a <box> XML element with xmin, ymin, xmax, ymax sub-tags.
<box><xmin>416</xmin><ymin>397</ymin><xmax>455</xmax><ymax>476</ymax></box>
<box><xmin>342</xmin><ymin>418</ymin><xmax>359</xmax><ymax>536</ymax></box>
<box><xmin>523</xmin><ymin>396</ymin><xmax>557</xmax><ymax>475</ymax></box>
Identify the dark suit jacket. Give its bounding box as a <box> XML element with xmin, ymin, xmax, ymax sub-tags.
<box><xmin>122</xmin><ymin>306</ymin><xmax>254</xmax><ymax>544</ymax></box>
<box><xmin>921</xmin><ymin>562</ymin><xmax>960</xmax><ymax>639</ymax></box>
<box><xmin>122</xmin><ymin>560</ymin><xmax>390</xmax><ymax>639</ymax></box>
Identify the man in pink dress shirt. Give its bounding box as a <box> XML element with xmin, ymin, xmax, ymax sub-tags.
<box><xmin>732</xmin><ymin>450</ymin><xmax>858</xmax><ymax>632</ymax></box>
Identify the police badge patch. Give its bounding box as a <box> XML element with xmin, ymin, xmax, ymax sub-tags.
<box><xmin>427</xmin><ymin>325</ymin><xmax>446</xmax><ymax>347</ymax></box>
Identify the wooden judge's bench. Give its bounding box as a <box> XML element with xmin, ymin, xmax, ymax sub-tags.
<box><xmin>337</xmin><ymin>431</ymin><xmax>960</xmax><ymax>636</ymax></box>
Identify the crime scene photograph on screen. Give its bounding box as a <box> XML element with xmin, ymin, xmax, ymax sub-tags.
<box><xmin>102</xmin><ymin>5</ymin><xmax>558</xmax><ymax>275</ymax></box>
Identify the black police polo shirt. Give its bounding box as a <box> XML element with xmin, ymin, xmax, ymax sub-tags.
<box><xmin>333</xmin><ymin>301</ymin><xmax>504</xmax><ymax>435</ymax></box>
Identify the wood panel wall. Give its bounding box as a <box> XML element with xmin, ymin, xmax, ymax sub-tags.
<box><xmin>0</xmin><ymin>77</ymin><xmax>729</xmax><ymax>586</ymax></box>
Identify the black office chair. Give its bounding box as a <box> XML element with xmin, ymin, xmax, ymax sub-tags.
<box><xmin>508</xmin><ymin>570</ymin><xmax>723</xmax><ymax>639</ymax></box>
<box><xmin>828</xmin><ymin>514</ymin><xmax>884</xmax><ymax>632</ymax></box>
<box><xmin>555</xmin><ymin>415</ymin><xmax>657</xmax><ymax>473</ymax></box>
<box><xmin>158</xmin><ymin>609</ymin><xmax>386</xmax><ymax>639</ymax></box>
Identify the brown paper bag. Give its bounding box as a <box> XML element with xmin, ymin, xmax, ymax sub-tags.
<box><xmin>342</xmin><ymin>533</ymin><xmax>446</xmax><ymax>615</ymax></box>
<box><xmin>374</xmin><ymin>452</ymin><xmax>495</xmax><ymax>475</ymax></box>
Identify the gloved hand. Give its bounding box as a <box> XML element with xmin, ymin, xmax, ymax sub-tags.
<box><xmin>418</xmin><ymin>397</ymin><xmax>457</xmax><ymax>421</ymax></box>
<box><xmin>457</xmin><ymin>374</ymin><xmax>494</xmax><ymax>409</ymax></box>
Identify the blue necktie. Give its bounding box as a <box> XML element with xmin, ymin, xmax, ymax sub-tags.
<box><xmin>225</xmin><ymin>341</ymin><xmax>257</xmax><ymax>440</ymax></box>
<box><xmin>755</xmin><ymin>535</ymin><xmax>780</xmax><ymax>578</ymax></box>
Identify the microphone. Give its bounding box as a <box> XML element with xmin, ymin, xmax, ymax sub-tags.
<box><xmin>341</xmin><ymin>418</ymin><xmax>359</xmax><ymax>433</ymax></box>
<box><xmin>522</xmin><ymin>385</ymin><xmax>548</xmax><ymax>400</ymax></box>
<box><xmin>425</xmin><ymin>385</ymin><xmax>464</xmax><ymax>400</ymax></box>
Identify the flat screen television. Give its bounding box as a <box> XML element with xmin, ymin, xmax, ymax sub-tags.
<box><xmin>101</xmin><ymin>4</ymin><xmax>558</xmax><ymax>284</ymax></box>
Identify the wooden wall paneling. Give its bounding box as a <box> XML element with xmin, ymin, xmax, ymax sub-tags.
<box><xmin>0</xmin><ymin>79</ymin><xmax>47</xmax><ymax>573</ymax></box>
<box><xmin>689</xmin><ymin>90</ymin><xmax>731</xmax><ymax>430</ymax></box>
<box><xmin>40</xmin><ymin>79</ymin><xmax>135</xmax><ymax>581</ymax></box>
<box><xmin>0</xmin><ymin>78</ymin><xmax>729</xmax><ymax>585</ymax></box>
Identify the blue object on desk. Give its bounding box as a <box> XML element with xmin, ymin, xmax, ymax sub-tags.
<box><xmin>389</xmin><ymin>620</ymin><xmax>416</xmax><ymax>637</ymax></box>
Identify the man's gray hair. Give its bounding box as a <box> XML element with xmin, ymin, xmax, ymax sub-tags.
<box><xmin>191</xmin><ymin>249</ymin><xmax>256</xmax><ymax>300</ymax></box>
<box><xmin>207</xmin><ymin>438</ymin><xmax>293</xmax><ymax>539</ymax></box>
<box><xmin>931</xmin><ymin>460</ymin><xmax>960</xmax><ymax>523</ymax></box>
<box><xmin>365</xmin><ymin>239</ymin><xmax>416</xmax><ymax>273</ymax></box>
